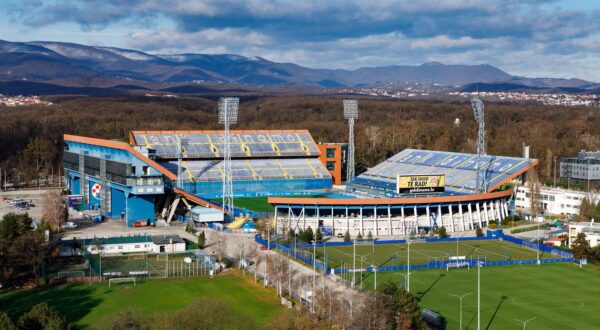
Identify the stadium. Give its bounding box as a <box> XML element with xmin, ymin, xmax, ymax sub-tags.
<box><xmin>62</xmin><ymin>98</ymin><xmax>537</xmax><ymax>233</ymax></box>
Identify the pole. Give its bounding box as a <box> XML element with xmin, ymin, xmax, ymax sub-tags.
<box><xmin>477</xmin><ymin>260</ymin><xmax>481</xmax><ymax>330</ymax></box>
<box><xmin>407</xmin><ymin>237</ymin><xmax>410</xmax><ymax>292</ymax></box>
<box><xmin>352</xmin><ymin>238</ymin><xmax>356</xmax><ymax>288</ymax></box>
<box><xmin>536</xmin><ymin>222</ymin><xmax>540</xmax><ymax>263</ymax></box>
<box><xmin>373</xmin><ymin>266</ymin><xmax>377</xmax><ymax>290</ymax></box>
<box><xmin>450</xmin><ymin>292</ymin><xmax>472</xmax><ymax>330</ymax></box>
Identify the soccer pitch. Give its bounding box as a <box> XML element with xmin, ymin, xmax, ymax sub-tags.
<box><xmin>0</xmin><ymin>271</ymin><xmax>282</xmax><ymax>327</ymax></box>
<box><xmin>313</xmin><ymin>240</ymin><xmax>558</xmax><ymax>269</ymax></box>
<box><xmin>361</xmin><ymin>264</ymin><xmax>600</xmax><ymax>329</ymax></box>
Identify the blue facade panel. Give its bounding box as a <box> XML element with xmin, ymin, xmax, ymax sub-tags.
<box><xmin>111</xmin><ymin>187</ymin><xmax>126</xmax><ymax>219</ymax></box>
<box><xmin>126</xmin><ymin>195</ymin><xmax>155</xmax><ymax>226</ymax></box>
<box><xmin>71</xmin><ymin>176</ymin><xmax>81</xmax><ymax>195</ymax></box>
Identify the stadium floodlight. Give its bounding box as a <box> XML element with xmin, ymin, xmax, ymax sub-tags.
<box><xmin>343</xmin><ymin>100</ymin><xmax>358</xmax><ymax>185</ymax></box>
<box><xmin>177</xmin><ymin>137</ymin><xmax>189</xmax><ymax>188</ymax></box>
<box><xmin>471</xmin><ymin>98</ymin><xmax>486</xmax><ymax>193</ymax></box>
<box><xmin>218</xmin><ymin>97</ymin><xmax>239</xmax><ymax>221</ymax></box>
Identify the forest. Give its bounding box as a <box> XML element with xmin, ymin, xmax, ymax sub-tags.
<box><xmin>0</xmin><ymin>95</ymin><xmax>598</xmax><ymax>188</ymax></box>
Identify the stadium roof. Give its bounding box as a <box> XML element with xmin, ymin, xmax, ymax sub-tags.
<box><xmin>130</xmin><ymin>130</ymin><xmax>320</xmax><ymax>159</ymax></box>
<box><xmin>351</xmin><ymin>149</ymin><xmax>537</xmax><ymax>196</ymax></box>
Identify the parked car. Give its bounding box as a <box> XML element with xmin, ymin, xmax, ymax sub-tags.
<box><xmin>62</xmin><ymin>221</ymin><xmax>78</xmax><ymax>229</ymax></box>
<box><xmin>132</xmin><ymin>220</ymin><xmax>148</xmax><ymax>227</ymax></box>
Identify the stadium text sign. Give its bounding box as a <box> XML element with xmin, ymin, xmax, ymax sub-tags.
<box><xmin>397</xmin><ymin>175</ymin><xmax>445</xmax><ymax>194</ymax></box>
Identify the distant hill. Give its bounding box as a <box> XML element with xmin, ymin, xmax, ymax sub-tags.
<box><xmin>0</xmin><ymin>39</ymin><xmax>596</xmax><ymax>94</ymax></box>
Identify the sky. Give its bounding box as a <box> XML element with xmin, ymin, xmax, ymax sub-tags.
<box><xmin>2</xmin><ymin>0</ymin><xmax>600</xmax><ymax>81</ymax></box>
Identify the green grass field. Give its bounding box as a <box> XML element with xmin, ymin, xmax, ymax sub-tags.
<box><xmin>0</xmin><ymin>271</ymin><xmax>282</xmax><ymax>328</ymax></box>
<box><xmin>359</xmin><ymin>264</ymin><xmax>600</xmax><ymax>329</ymax></box>
<box><xmin>211</xmin><ymin>194</ymin><xmax>330</xmax><ymax>212</ymax></box>
<box><xmin>314</xmin><ymin>240</ymin><xmax>557</xmax><ymax>270</ymax></box>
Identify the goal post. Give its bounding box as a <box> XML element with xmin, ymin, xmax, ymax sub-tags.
<box><xmin>108</xmin><ymin>277</ymin><xmax>136</xmax><ymax>288</ymax></box>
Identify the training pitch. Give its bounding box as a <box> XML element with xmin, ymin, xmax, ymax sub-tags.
<box><xmin>361</xmin><ymin>264</ymin><xmax>600</xmax><ymax>329</ymax></box>
<box><xmin>313</xmin><ymin>239</ymin><xmax>558</xmax><ymax>269</ymax></box>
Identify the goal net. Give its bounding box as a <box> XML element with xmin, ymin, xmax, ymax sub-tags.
<box><xmin>108</xmin><ymin>277</ymin><xmax>136</xmax><ymax>288</ymax></box>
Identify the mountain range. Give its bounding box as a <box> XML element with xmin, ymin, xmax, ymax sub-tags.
<box><xmin>0</xmin><ymin>39</ymin><xmax>598</xmax><ymax>95</ymax></box>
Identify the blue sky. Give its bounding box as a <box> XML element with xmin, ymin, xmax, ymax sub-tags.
<box><xmin>2</xmin><ymin>0</ymin><xmax>600</xmax><ymax>81</ymax></box>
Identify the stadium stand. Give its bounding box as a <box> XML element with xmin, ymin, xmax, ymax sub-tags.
<box><xmin>350</xmin><ymin>149</ymin><xmax>534</xmax><ymax>197</ymax></box>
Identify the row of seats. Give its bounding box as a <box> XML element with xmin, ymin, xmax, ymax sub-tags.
<box><xmin>160</xmin><ymin>158</ymin><xmax>329</xmax><ymax>182</ymax></box>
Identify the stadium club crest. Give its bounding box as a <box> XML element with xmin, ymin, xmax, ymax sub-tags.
<box><xmin>91</xmin><ymin>183</ymin><xmax>102</xmax><ymax>200</ymax></box>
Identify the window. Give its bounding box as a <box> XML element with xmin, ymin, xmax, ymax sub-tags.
<box><xmin>118</xmin><ymin>246</ymin><xmax>123</xmax><ymax>250</ymax></box>
<box><xmin>135</xmin><ymin>245</ymin><xmax>140</xmax><ymax>248</ymax></box>
<box><xmin>131</xmin><ymin>166</ymin><xmax>136</xmax><ymax>175</ymax></box>
<box><xmin>326</xmin><ymin>148</ymin><xmax>336</xmax><ymax>158</ymax></box>
<box><xmin>143</xmin><ymin>166</ymin><xmax>149</xmax><ymax>175</ymax></box>
<box><xmin>326</xmin><ymin>161</ymin><xmax>336</xmax><ymax>171</ymax></box>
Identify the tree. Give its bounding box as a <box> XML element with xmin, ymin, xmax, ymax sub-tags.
<box><xmin>527</xmin><ymin>169</ymin><xmax>541</xmax><ymax>217</ymax></box>
<box><xmin>197</xmin><ymin>231</ymin><xmax>206</xmax><ymax>249</ymax></box>
<box><xmin>315</xmin><ymin>228</ymin><xmax>323</xmax><ymax>242</ymax></box>
<box><xmin>18</xmin><ymin>303</ymin><xmax>67</xmax><ymax>330</ymax></box>
<box><xmin>438</xmin><ymin>226</ymin><xmax>449</xmax><ymax>238</ymax></box>
<box><xmin>11</xmin><ymin>231</ymin><xmax>49</xmax><ymax>287</ymax></box>
<box><xmin>343</xmin><ymin>230</ymin><xmax>351</xmax><ymax>242</ymax></box>
<box><xmin>304</xmin><ymin>226</ymin><xmax>314</xmax><ymax>243</ymax></box>
<box><xmin>42</xmin><ymin>190</ymin><xmax>67</xmax><ymax>231</ymax></box>
<box><xmin>212</xmin><ymin>232</ymin><xmax>228</xmax><ymax>270</ymax></box>
<box><xmin>357</xmin><ymin>232</ymin><xmax>363</xmax><ymax>241</ymax></box>
<box><xmin>375</xmin><ymin>281</ymin><xmax>427</xmax><ymax>330</ymax></box>
<box><xmin>572</xmin><ymin>232</ymin><xmax>591</xmax><ymax>260</ymax></box>
<box><xmin>476</xmin><ymin>227</ymin><xmax>484</xmax><ymax>237</ymax></box>
<box><xmin>367</xmin><ymin>231</ymin><xmax>373</xmax><ymax>240</ymax></box>
<box><xmin>0</xmin><ymin>213</ymin><xmax>33</xmax><ymax>284</ymax></box>
<box><xmin>287</xmin><ymin>229</ymin><xmax>296</xmax><ymax>242</ymax></box>
<box><xmin>0</xmin><ymin>312</ymin><xmax>16</xmax><ymax>330</ymax></box>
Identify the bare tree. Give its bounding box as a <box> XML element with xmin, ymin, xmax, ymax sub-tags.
<box><xmin>42</xmin><ymin>190</ymin><xmax>67</xmax><ymax>231</ymax></box>
<box><xmin>235</xmin><ymin>241</ymin><xmax>247</xmax><ymax>273</ymax></box>
<box><xmin>212</xmin><ymin>232</ymin><xmax>228</xmax><ymax>270</ymax></box>
<box><xmin>10</xmin><ymin>232</ymin><xmax>49</xmax><ymax>287</ymax></box>
<box><xmin>528</xmin><ymin>168</ymin><xmax>541</xmax><ymax>217</ymax></box>
<box><xmin>246</xmin><ymin>243</ymin><xmax>260</xmax><ymax>282</ymax></box>
<box><xmin>266</xmin><ymin>253</ymin><xmax>289</xmax><ymax>297</ymax></box>
<box><xmin>365</xmin><ymin>126</ymin><xmax>382</xmax><ymax>151</ymax></box>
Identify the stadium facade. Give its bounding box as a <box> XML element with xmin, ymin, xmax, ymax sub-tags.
<box><xmin>270</xmin><ymin>149</ymin><xmax>538</xmax><ymax>237</ymax></box>
<box><xmin>63</xmin><ymin>130</ymin><xmax>332</xmax><ymax>226</ymax></box>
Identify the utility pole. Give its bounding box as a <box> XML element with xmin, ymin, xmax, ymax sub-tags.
<box><xmin>449</xmin><ymin>292</ymin><xmax>472</xmax><ymax>330</ymax></box>
<box><xmin>407</xmin><ymin>237</ymin><xmax>411</xmax><ymax>292</ymax></box>
<box><xmin>352</xmin><ymin>238</ymin><xmax>356</xmax><ymax>288</ymax></box>
<box><xmin>477</xmin><ymin>260</ymin><xmax>481</xmax><ymax>330</ymax></box>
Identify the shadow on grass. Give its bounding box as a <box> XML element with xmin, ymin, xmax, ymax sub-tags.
<box><xmin>416</xmin><ymin>273</ymin><xmax>445</xmax><ymax>301</ymax></box>
<box><xmin>485</xmin><ymin>295</ymin><xmax>508</xmax><ymax>330</ymax></box>
<box><xmin>0</xmin><ymin>283</ymin><xmax>102</xmax><ymax>328</ymax></box>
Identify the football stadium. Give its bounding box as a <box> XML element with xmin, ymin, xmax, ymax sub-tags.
<box><xmin>63</xmin><ymin>129</ymin><xmax>333</xmax><ymax>226</ymax></box>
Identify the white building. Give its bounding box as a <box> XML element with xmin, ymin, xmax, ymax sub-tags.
<box><xmin>560</xmin><ymin>150</ymin><xmax>600</xmax><ymax>189</ymax></box>
<box><xmin>514</xmin><ymin>185</ymin><xmax>599</xmax><ymax>216</ymax></box>
<box><xmin>568</xmin><ymin>221</ymin><xmax>600</xmax><ymax>248</ymax></box>
<box><xmin>77</xmin><ymin>235</ymin><xmax>186</xmax><ymax>254</ymax></box>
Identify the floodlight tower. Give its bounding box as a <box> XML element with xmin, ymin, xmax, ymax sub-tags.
<box><xmin>177</xmin><ymin>137</ymin><xmax>189</xmax><ymax>188</ymax></box>
<box><xmin>343</xmin><ymin>100</ymin><xmax>358</xmax><ymax>184</ymax></box>
<box><xmin>471</xmin><ymin>98</ymin><xmax>486</xmax><ymax>193</ymax></box>
<box><xmin>218</xmin><ymin>97</ymin><xmax>239</xmax><ymax>221</ymax></box>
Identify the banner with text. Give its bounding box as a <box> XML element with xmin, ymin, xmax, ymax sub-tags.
<box><xmin>397</xmin><ymin>175</ymin><xmax>445</xmax><ymax>194</ymax></box>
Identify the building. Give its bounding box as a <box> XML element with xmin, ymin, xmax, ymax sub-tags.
<box><xmin>514</xmin><ymin>186</ymin><xmax>599</xmax><ymax>216</ymax></box>
<box><xmin>79</xmin><ymin>235</ymin><xmax>186</xmax><ymax>254</ymax></box>
<box><xmin>568</xmin><ymin>221</ymin><xmax>600</xmax><ymax>248</ymax></box>
<box><xmin>317</xmin><ymin>143</ymin><xmax>346</xmax><ymax>185</ymax></box>
<box><xmin>64</xmin><ymin>129</ymin><xmax>331</xmax><ymax>226</ymax></box>
<box><xmin>560</xmin><ymin>150</ymin><xmax>600</xmax><ymax>189</ymax></box>
<box><xmin>270</xmin><ymin>149</ymin><xmax>537</xmax><ymax>237</ymax></box>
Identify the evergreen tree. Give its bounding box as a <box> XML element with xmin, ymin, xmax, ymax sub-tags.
<box><xmin>305</xmin><ymin>226</ymin><xmax>314</xmax><ymax>243</ymax></box>
<box><xmin>343</xmin><ymin>230</ymin><xmax>351</xmax><ymax>242</ymax></box>
<box><xmin>367</xmin><ymin>231</ymin><xmax>373</xmax><ymax>240</ymax></box>
<box><xmin>315</xmin><ymin>228</ymin><xmax>323</xmax><ymax>242</ymax></box>
<box><xmin>19</xmin><ymin>303</ymin><xmax>67</xmax><ymax>330</ymax></box>
<box><xmin>287</xmin><ymin>229</ymin><xmax>296</xmax><ymax>242</ymax></box>
<box><xmin>0</xmin><ymin>312</ymin><xmax>16</xmax><ymax>330</ymax></box>
<box><xmin>198</xmin><ymin>231</ymin><xmax>206</xmax><ymax>249</ymax></box>
<box><xmin>438</xmin><ymin>226</ymin><xmax>449</xmax><ymax>238</ymax></box>
<box><xmin>572</xmin><ymin>232</ymin><xmax>591</xmax><ymax>260</ymax></box>
<box><xmin>475</xmin><ymin>227</ymin><xmax>484</xmax><ymax>237</ymax></box>
<box><xmin>357</xmin><ymin>232</ymin><xmax>363</xmax><ymax>241</ymax></box>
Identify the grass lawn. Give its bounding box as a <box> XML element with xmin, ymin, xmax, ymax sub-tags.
<box><xmin>212</xmin><ymin>194</ymin><xmax>330</xmax><ymax>212</ymax></box>
<box><xmin>358</xmin><ymin>264</ymin><xmax>600</xmax><ymax>329</ymax></box>
<box><xmin>314</xmin><ymin>240</ymin><xmax>558</xmax><ymax>269</ymax></box>
<box><xmin>0</xmin><ymin>270</ymin><xmax>282</xmax><ymax>328</ymax></box>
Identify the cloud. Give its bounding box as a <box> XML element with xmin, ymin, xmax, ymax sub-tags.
<box><xmin>5</xmin><ymin>0</ymin><xmax>600</xmax><ymax>80</ymax></box>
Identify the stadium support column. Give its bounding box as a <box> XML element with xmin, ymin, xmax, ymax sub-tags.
<box><xmin>387</xmin><ymin>205</ymin><xmax>392</xmax><ymax>236</ymax></box>
<box><xmin>437</xmin><ymin>205</ymin><xmax>442</xmax><ymax>230</ymax></box>
<box><xmin>274</xmin><ymin>206</ymin><xmax>278</xmax><ymax>236</ymax></box>
<box><xmin>331</xmin><ymin>206</ymin><xmax>334</xmax><ymax>236</ymax></box>
<box><xmin>79</xmin><ymin>153</ymin><xmax>86</xmax><ymax>206</ymax></box>
<box><xmin>414</xmin><ymin>206</ymin><xmax>418</xmax><ymax>232</ymax></box>
<box><xmin>425</xmin><ymin>206</ymin><xmax>430</xmax><ymax>228</ymax></box>
<box><xmin>458</xmin><ymin>203</ymin><xmax>466</xmax><ymax>231</ymax></box>
<box><xmin>502</xmin><ymin>200</ymin><xmax>509</xmax><ymax>220</ymax></box>
<box><xmin>448</xmin><ymin>205</ymin><xmax>455</xmax><ymax>233</ymax></box>
<box><xmin>467</xmin><ymin>203</ymin><xmax>474</xmax><ymax>230</ymax></box>
<box><xmin>475</xmin><ymin>203</ymin><xmax>483</xmax><ymax>228</ymax></box>
<box><xmin>401</xmin><ymin>207</ymin><xmax>406</xmax><ymax>235</ymax></box>
<box><xmin>359</xmin><ymin>207</ymin><xmax>364</xmax><ymax>236</ymax></box>
<box><xmin>316</xmin><ymin>206</ymin><xmax>320</xmax><ymax>233</ymax></box>
<box><xmin>374</xmin><ymin>206</ymin><xmax>378</xmax><ymax>236</ymax></box>
<box><xmin>346</xmin><ymin>206</ymin><xmax>350</xmax><ymax>234</ymax></box>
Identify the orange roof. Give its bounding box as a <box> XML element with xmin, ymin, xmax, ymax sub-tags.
<box><xmin>173</xmin><ymin>188</ymin><xmax>226</xmax><ymax>214</ymax></box>
<box><xmin>64</xmin><ymin>134</ymin><xmax>177</xmax><ymax>180</ymax></box>
<box><xmin>268</xmin><ymin>189</ymin><xmax>513</xmax><ymax>206</ymax></box>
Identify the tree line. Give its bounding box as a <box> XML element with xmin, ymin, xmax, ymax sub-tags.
<box><xmin>0</xmin><ymin>95</ymin><xmax>598</xmax><ymax>188</ymax></box>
